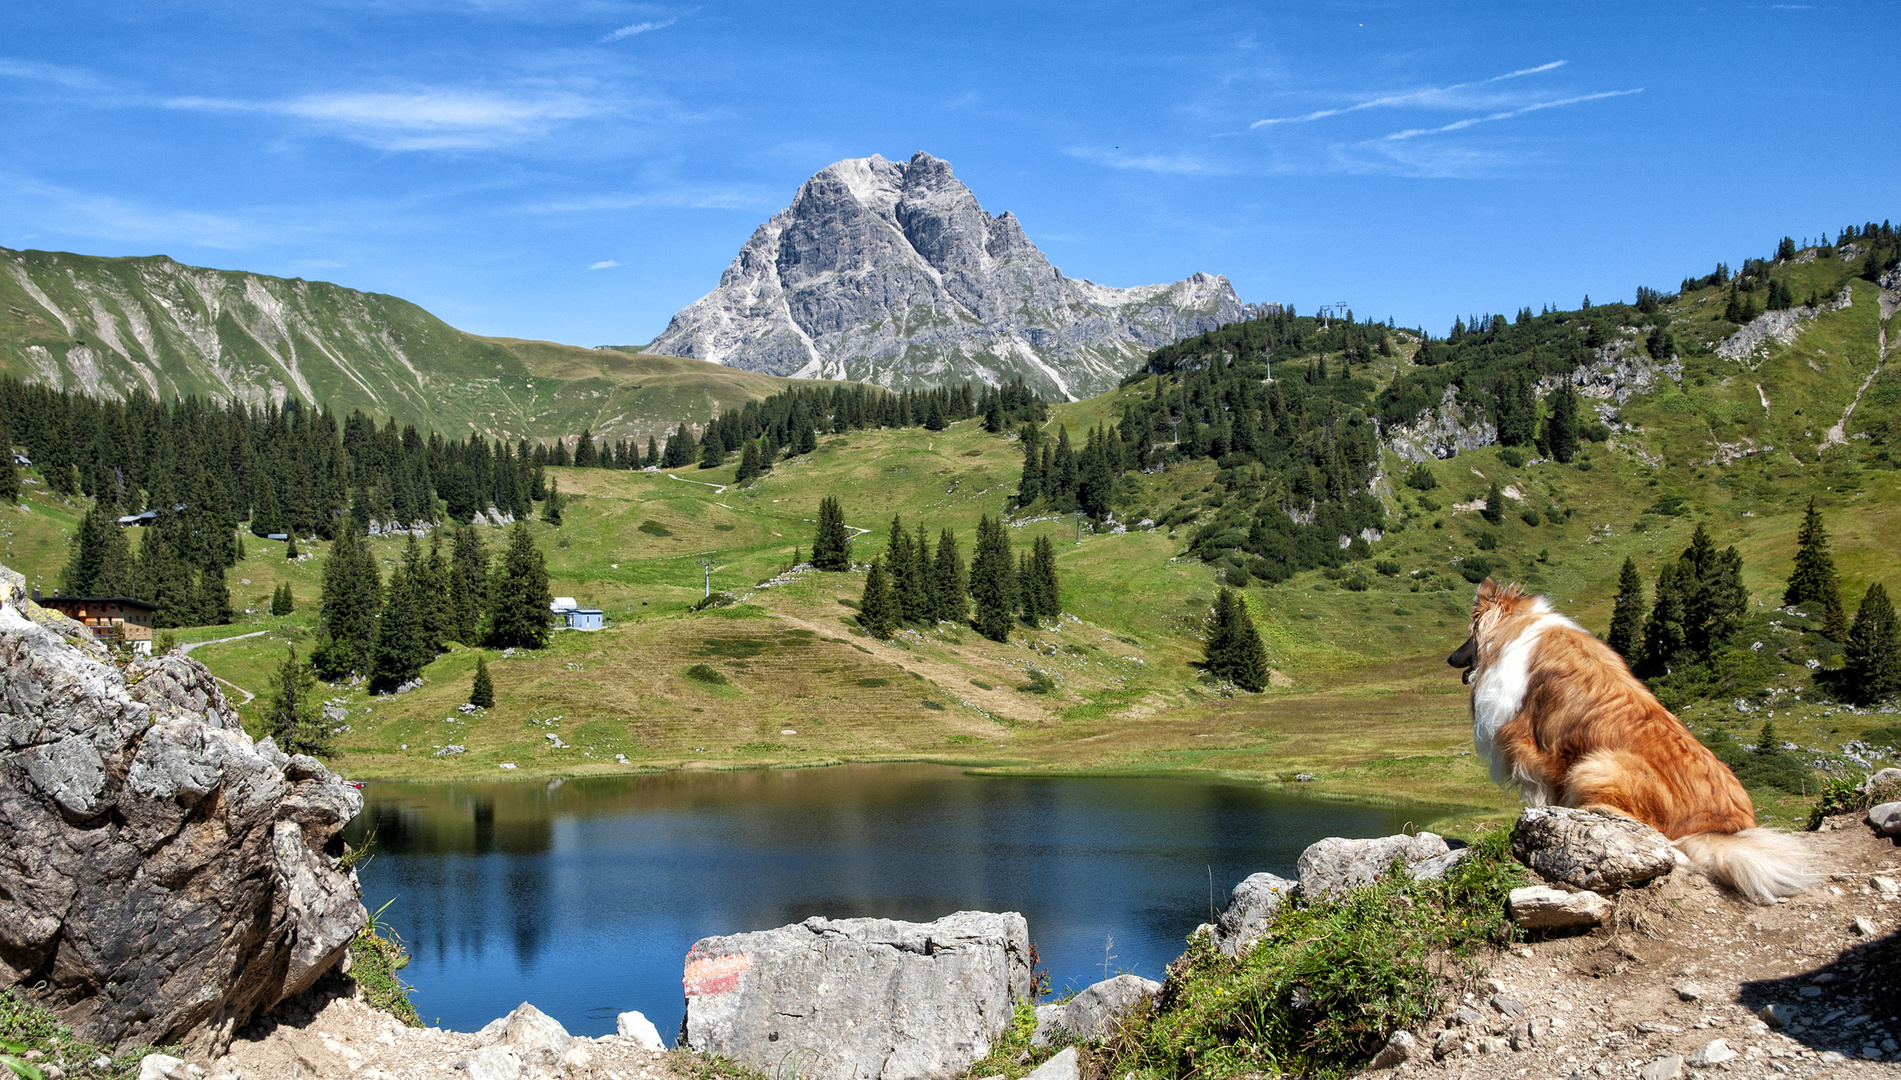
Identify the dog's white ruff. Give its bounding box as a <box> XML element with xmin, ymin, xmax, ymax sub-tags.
<box><xmin>1470</xmin><ymin>602</ymin><xmax>1580</xmax><ymax>794</ymax></box>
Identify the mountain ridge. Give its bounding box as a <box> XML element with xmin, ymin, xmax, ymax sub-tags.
<box><xmin>647</xmin><ymin>151</ymin><xmax>1253</xmax><ymax>400</ymax></box>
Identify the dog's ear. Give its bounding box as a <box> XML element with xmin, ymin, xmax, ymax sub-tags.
<box><xmin>1473</xmin><ymin>577</ymin><xmax>1500</xmax><ymax>613</ymax></box>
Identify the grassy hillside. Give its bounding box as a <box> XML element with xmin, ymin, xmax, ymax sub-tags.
<box><xmin>0</xmin><ymin>247</ymin><xmax>800</xmax><ymax>442</ymax></box>
<box><xmin>7</xmin><ymin>240</ymin><xmax>1896</xmax><ymax>836</ymax></box>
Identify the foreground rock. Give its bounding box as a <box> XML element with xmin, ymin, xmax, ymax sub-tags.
<box><xmin>681</xmin><ymin>911</ymin><xmax>1032</xmax><ymax>1080</ymax></box>
<box><xmin>0</xmin><ymin>566</ymin><xmax>364</xmax><ymax>1050</ymax></box>
<box><xmin>1297</xmin><ymin>832</ymin><xmax>1464</xmax><ymax>898</ymax></box>
<box><xmin>1212</xmin><ymin>872</ymin><xmax>1295</xmax><ymax>956</ymax></box>
<box><xmin>1508</xmin><ymin>885</ymin><xmax>1613</xmax><ymax>931</ymax></box>
<box><xmin>1512</xmin><ymin>806</ymin><xmax>1677</xmax><ymax>892</ymax></box>
<box><xmin>1030</xmin><ymin>974</ymin><xmax>1160</xmax><ymax>1048</ymax></box>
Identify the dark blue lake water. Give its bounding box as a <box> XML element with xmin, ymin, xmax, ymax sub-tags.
<box><xmin>345</xmin><ymin>765</ymin><xmax>1435</xmax><ymax>1042</ymax></box>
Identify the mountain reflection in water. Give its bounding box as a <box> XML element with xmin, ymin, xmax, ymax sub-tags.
<box><xmin>345</xmin><ymin>764</ymin><xmax>1435</xmax><ymax>1041</ymax></box>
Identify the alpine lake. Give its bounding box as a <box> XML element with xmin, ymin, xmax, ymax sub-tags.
<box><xmin>344</xmin><ymin>764</ymin><xmax>1442</xmax><ymax>1042</ymax></box>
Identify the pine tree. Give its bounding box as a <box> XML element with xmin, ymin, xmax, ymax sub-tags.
<box><xmin>368</xmin><ymin>556</ymin><xmax>428</xmax><ymax>694</ymax></box>
<box><xmin>858</xmin><ymin>558</ymin><xmax>898</xmax><ymax>639</ymax></box>
<box><xmin>449</xmin><ymin>525</ymin><xmax>491</xmax><ymax>645</ymax></box>
<box><xmin>1203</xmin><ymin>587</ymin><xmax>1268</xmax><ymax>692</ymax></box>
<box><xmin>811</xmin><ymin>496</ymin><xmax>851</xmax><ymax>570</ymax></box>
<box><xmin>736</xmin><ymin>438</ymin><xmax>761</xmax><ymax>484</ymax></box>
<box><xmin>470</xmin><ymin>653</ymin><xmax>495</xmax><ymax>708</ymax></box>
<box><xmin>542</xmin><ymin>476</ymin><xmax>563</xmax><ymax>525</ymax></box>
<box><xmin>311</xmin><ymin>519</ymin><xmax>381</xmax><ymax>680</ymax></box>
<box><xmin>931</xmin><ymin>528</ymin><xmax>966</xmax><ymax>623</ymax></box>
<box><xmin>968</xmin><ymin>513</ymin><xmax>1017</xmax><ymax>643</ymax></box>
<box><xmin>271</xmin><ymin>582</ymin><xmax>295</xmax><ymax>616</ymax></box>
<box><xmin>1482</xmin><ymin>482</ymin><xmax>1505</xmax><ymax>525</ymax></box>
<box><xmin>1033</xmin><ymin>534</ymin><xmax>1061</xmax><ymax>618</ymax></box>
<box><xmin>1546</xmin><ymin>382</ymin><xmax>1580</xmax><ymax>463</ymax></box>
<box><xmin>1678</xmin><ymin>523</ymin><xmax>1746</xmax><ymax>659</ymax></box>
<box><xmin>0</xmin><ymin>407</ymin><xmax>18</xmax><ymax>504</ymax></box>
<box><xmin>286</xmin><ymin>535</ymin><xmax>299</xmax><ymax>559</ymax></box>
<box><xmin>1845</xmin><ymin>584</ymin><xmax>1901</xmax><ymax>704</ymax></box>
<box><xmin>1639</xmin><ymin>561</ymin><xmax>1687</xmax><ymax>677</ymax></box>
<box><xmin>1606</xmin><ymin>557</ymin><xmax>1646</xmax><ymax>667</ymax></box>
<box><xmin>644</xmin><ymin>436</ymin><xmax>658</xmax><ymax>468</ymax></box>
<box><xmin>1783</xmin><ymin>499</ymin><xmax>1848</xmax><ymax>638</ymax></box>
<box><xmin>900</xmin><ymin>521</ymin><xmax>931</xmax><ymax>624</ymax></box>
<box><xmin>59</xmin><ymin>504</ymin><xmax>135</xmax><ymax>598</ymax></box>
<box><xmin>263</xmin><ymin>647</ymin><xmax>329</xmax><ymax>756</ymax></box>
<box><xmin>487</xmin><ymin>521</ymin><xmax>554</xmax><ymax>649</ymax></box>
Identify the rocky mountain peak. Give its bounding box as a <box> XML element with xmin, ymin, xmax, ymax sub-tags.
<box><xmin>649</xmin><ymin>152</ymin><xmax>1247</xmax><ymax>399</ymax></box>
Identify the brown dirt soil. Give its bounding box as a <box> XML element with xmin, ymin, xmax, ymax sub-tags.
<box><xmin>1381</xmin><ymin>814</ymin><xmax>1901</xmax><ymax>1080</ymax></box>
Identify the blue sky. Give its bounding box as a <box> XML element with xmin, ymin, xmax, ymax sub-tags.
<box><xmin>2</xmin><ymin>2</ymin><xmax>1895</xmax><ymax>348</ymax></box>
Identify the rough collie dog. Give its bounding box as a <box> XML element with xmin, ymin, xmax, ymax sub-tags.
<box><xmin>1448</xmin><ymin>578</ymin><xmax>1814</xmax><ymax>904</ymax></box>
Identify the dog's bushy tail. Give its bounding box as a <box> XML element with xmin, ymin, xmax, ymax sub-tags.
<box><xmin>1673</xmin><ymin>829</ymin><xmax>1818</xmax><ymax>905</ymax></box>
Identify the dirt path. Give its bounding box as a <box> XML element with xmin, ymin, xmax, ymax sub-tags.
<box><xmin>1387</xmin><ymin>815</ymin><xmax>1901</xmax><ymax>1080</ymax></box>
<box><xmin>179</xmin><ymin>629</ymin><xmax>267</xmax><ymax>654</ymax></box>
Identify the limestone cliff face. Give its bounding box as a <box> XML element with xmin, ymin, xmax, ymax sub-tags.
<box><xmin>0</xmin><ymin>565</ymin><xmax>364</xmax><ymax>1051</ymax></box>
<box><xmin>648</xmin><ymin>152</ymin><xmax>1248</xmax><ymax>400</ymax></box>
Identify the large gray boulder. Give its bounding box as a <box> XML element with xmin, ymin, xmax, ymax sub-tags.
<box><xmin>1030</xmin><ymin>973</ymin><xmax>1160</xmax><ymax>1048</ymax></box>
<box><xmin>1511</xmin><ymin>807</ymin><xmax>1677</xmax><ymax>892</ymax></box>
<box><xmin>1297</xmin><ymin>833</ymin><xmax>1456</xmax><ymax>899</ymax></box>
<box><xmin>1212</xmin><ymin>872</ymin><xmax>1294</xmax><ymax>955</ymax></box>
<box><xmin>681</xmin><ymin>910</ymin><xmax>1032</xmax><ymax>1080</ymax></box>
<box><xmin>1869</xmin><ymin>802</ymin><xmax>1901</xmax><ymax>837</ymax></box>
<box><xmin>0</xmin><ymin>566</ymin><xmax>365</xmax><ymax>1051</ymax></box>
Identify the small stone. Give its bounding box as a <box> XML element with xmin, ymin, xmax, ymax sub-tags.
<box><xmin>615</xmin><ymin>1010</ymin><xmax>666</xmax><ymax>1050</ymax></box>
<box><xmin>1491</xmin><ymin>992</ymin><xmax>1528</xmax><ymax>1018</ymax></box>
<box><xmin>464</xmin><ymin>1045</ymin><xmax>522</xmax><ymax>1080</ymax></box>
<box><xmin>1688</xmin><ymin>1039</ymin><xmax>1737</xmax><ymax>1066</ymax></box>
<box><xmin>1873</xmin><ymin>876</ymin><xmax>1900</xmax><ymax>899</ymax></box>
<box><xmin>1476</xmin><ymin>1036</ymin><xmax>1508</xmax><ymax>1055</ymax></box>
<box><xmin>1447</xmin><ymin>1006</ymin><xmax>1484</xmax><ymax>1027</ymax></box>
<box><xmin>1434</xmin><ymin>1028</ymin><xmax>1463</xmax><ymax>1059</ymax></box>
<box><xmin>1758</xmin><ymin>1003</ymin><xmax>1795</xmax><ymax>1028</ymax></box>
<box><xmin>1676</xmin><ymin>981</ymin><xmax>1705</xmax><ymax>1002</ymax></box>
<box><xmin>1852</xmin><ymin>915</ymin><xmax>1877</xmax><ymax>937</ymax></box>
<box><xmin>1024</xmin><ymin>1046</ymin><xmax>1079</xmax><ymax>1080</ymax></box>
<box><xmin>1370</xmin><ymin>1030</ymin><xmax>1420</xmax><ymax>1068</ymax></box>
<box><xmin>1798</xmin><ymin>985</ymin><xmax>1823</xmax><ymax>997</ymax></box>
<box><xmin>1511</xmin><ymin>885</ymin><xmax>1612</xmax><ymax>930</ymax></box>
<box><xmin>1639</xmin><ymin>1053</ymin><xmax>1684</xmax><ymax>1080</ymax></box>
<box><xmin>1637</xmin><ymin>1022</ymin><xmax>1681</xmax><ymax>1034</ymax></box>
<box><xmin>1869</xmin><ymin>802</ymin><xmax>1901</xmax><ymax>837</ymax></box>
<box><xmin>1818</xmin><ymin>1051</ymin><xmax>1847</xmax><ymax>1065</ymax></box>
<box><xmin>137</xmin><ymin>1055</ymin><xmax>199</xmax><ymax>1080</ymax></box>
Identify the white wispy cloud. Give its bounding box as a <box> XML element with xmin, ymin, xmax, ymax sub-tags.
<box><xmin>1061</xmin><ymin>146</ymin><xmax>1227</xmax><ymax>176</ymax></box>
<box><xmin>600</xmin><ymin>18</ymin><xmax>675</xmax><ymax>43</ymax></box>
<box><xmin>0</xmin><ymin>170</ymin><xmax>267</xmax><ymax>249</ymax></box>
<box><xmin>0</xmin><ymin>57</ymin><xmax>111</xmax><ymax>90</ymax></box>
<box><xmin>1380</xmin><ymin>89</ymin><xmax>1642</xmax><ymax>141</ymax></box>
<box><xmin>588</xmin><ymin>259</ymin><xmax>621</xmax><ymax>269</ymax></box>
<box><xmin>164</xmin><ymin>89</ymin><xmax>604</xmax><ymax>150</ymax></box>
<box><xmin>1251</xmin><ymin>61</ymin><xmax>1567</xmax><ymax>128</ymax></box>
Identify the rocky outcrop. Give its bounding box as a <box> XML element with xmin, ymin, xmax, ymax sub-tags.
<box><xmin>1511</xmin><ymin>807</ymin><xmax>1677</xmax><ymax>893</ymax></box>
<box><xmin>1387</xmin><ymin>385</ymin><xmax>1498</xmax><ymax>463</ymax></box>
<box><xmin>647</xmin><ymin>152</ymin><xmax>1248</xmax><ymax>400</ymax></box>
<box><xmin>1716</xmin><ymin>287</ymin><xmax>1853</xmax><ymax>366</ymax></box>
<box><xmin>1212</xmin><ymin>871</ymin><xmax>1294</xmax><ymax>956</ymax></box>
<box><xmin>1030</xmin><ymin>974</ymin><xmax>1159</xmax><ymax>1048</ymax></box>
<box><xmin>680</xmin><ymin>910</ymin><xmax>1032</xmax><ymax>1080</ymax></box>
<box><xmin>1296</xmin><ymin>832</ymin><xmax>1465</xmax><ymax>898</ymax></box>
<box><xmin>0</xmin><ymin>564</ymin><xmax>365</xmax><ymax>1051</ymax></box>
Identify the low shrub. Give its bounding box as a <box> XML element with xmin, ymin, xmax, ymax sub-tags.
<box><xmin>1497</xmin><ymin>447</ymin><xmax>1526</xmax><ymax>468</ymax></box>
<box><xmin>1375</xmin><ymin>559</ymin><xmax>1401</xmax><ymax>577</ymax></box>
<box><xmin>684</xmin><ymin>664</ymin><xmax>728</xmax><ymax>685</ymax></box>
<box><xmin>691</xmin><ymin>592</ymin><xmax>738</xmax><ymax>611</ymax></box>
<box><xmin>1096</xmin><ymin>829</ymin><xmax>1522</xmax><ymax>1077</ymax></box>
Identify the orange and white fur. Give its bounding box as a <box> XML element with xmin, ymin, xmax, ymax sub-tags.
<box><xmin>1449</xmin><ymin>579</ymin><xmax>1814</xmax><ymax>904</ymax></box>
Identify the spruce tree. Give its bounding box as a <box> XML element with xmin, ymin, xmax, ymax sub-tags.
<box><xmin>286</xmin><ymin>535</ymin><xmax>299</xmax><ymax>559</ymax></box>
<box><xmin>1783</xmin><ymin>498</ymin><xmax>1848</xmax><ymax>638</ymax></box>
<box><xmin>1482</xmin><ymin>482</ymin><xmax>1505</xmax><ymax>525</ymax></box>
<box><xmin>542</xmin><ymin>477</ymin><xmax>563</xmax><ymax>526</ymax></box>
<box><xmin>264</xmin><ymin>647</ymin><xmax>329</xmax><ymax>757</ymax></box>
<box><xmin>858</xmin><ymin>558</ymin><xmax>898</xmax><ymax>639</ymax></box>
<box><xmin>1203</xmin><ymin>587</ymin><xmax>1268</xmax><ymax>692</ymax></box>
<box><xmin>968</xmin><ymin>513</ymin><xmax>1017</xmax><ymax>643</ymax></box>
<box><xmin>311</xmin><ymin>519</ymin><xmax>381</xmax><ymax>680</ymax></box>
<box><xmin>1033</xmin><ymin>534</ymin><xmax>1061</xmax><ymax>618</ymax></box>
<box><xmin>368</xmin><ymin>556</ymin><xmax>428</xmax><ymax>693</ymax></box>
<box><xmin>1546</xmin><ymin>383</ymin><xmax>1580</xmax><ymax>463</ymax></box>
<box><xmin>1639</xmin><ymin>562</ymin><xmax>1687</xmax><ymax>677</ymax></box>
<box><xmin>487</xmin><ymin>521</ymin><xmax>554</xmax><ymax>649</ymax></box>
<box><xmin>59</xmin><ymin>504</ymin><xmax>135</xmax><ymax>598</ymax></box>
<box><xmin>0</xmin><ymin>407</ymin><xmax>18</xmax><ymax>504</ymax></box>
<box><xmin>931</xmin><ymin>528</ymin><xmax>966</xmax><ymax>623</ymax></box>
<box><xmin>470</xmin><ymin>653</ymin><xmax>495</xmax><ymax>708</ymax></box>
<box><xmin>811</xmin><ymin>496</ymin><xmax>851</xmax><ymax>570</ymax></box>
<box><xmin>644</xmin><ymin>436</ymin><xmax>658</xmax><ymax>468</ymax></box>
<box><xmin>271</xmin><ymin>583</ymin><xmax>295</xmax><ymax>616</ymax></box>
<box><xmin>1678</xmin><ymin>523</ymin><xmax>1746</xmax><ymax>659</ymax></box>
<box><xmin>1606</xmin><ymin>557</ymin><xmax>1646</xmax><ymax>667</ymax></box>
<box><xmin>900</xmin><ymin>521</ymin><xmax>931</xmax><ymax>624</ymax></box>
<box><xmin>1845</xmin><ymin>584</ymin><xmax>1901</xmax><ymax>704</ymax></box>
<box><xmin>449</xmin><ymin>525</ymin><xmax>491</xmax><ymax>644</ymax></box>
<box><xmin>737</xmin><ymin>439</ymin><xmax>761</xmax><ymax>484</ymax></box>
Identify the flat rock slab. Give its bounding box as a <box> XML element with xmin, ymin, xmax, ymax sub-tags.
<box><xmin>1030</xmin><ymin>974</ymin><xmax>1160</xmax><ymax>1048</ymax></box>
<box><xmin>1509</xmin><ymin>885</ymin><xmax>1613</xmax><ymax>931</ymax></box>
<box><xmin>681</xmin><ymin>911</ymin><xmax>1031</xmax><ymax>1080</ymax></box>
<box><xmin>1297</xmin><ymin>832</ymin><xmax>1455</xmax><ymax>899</ymax></box>
<box><xmin>1213</xmin><ymin>872</ymin><xmax>1294</xmax><ymax>955</ymax></box>
<box><xmin>1868</xmin><ymin>801</ymin><xmax>1901</xmax><ymax>837</ymax></box>
<box><xmin>1512</xmin><ymin>807</ymin><xmax>1677</xmax><ymax>892</ymax></box>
